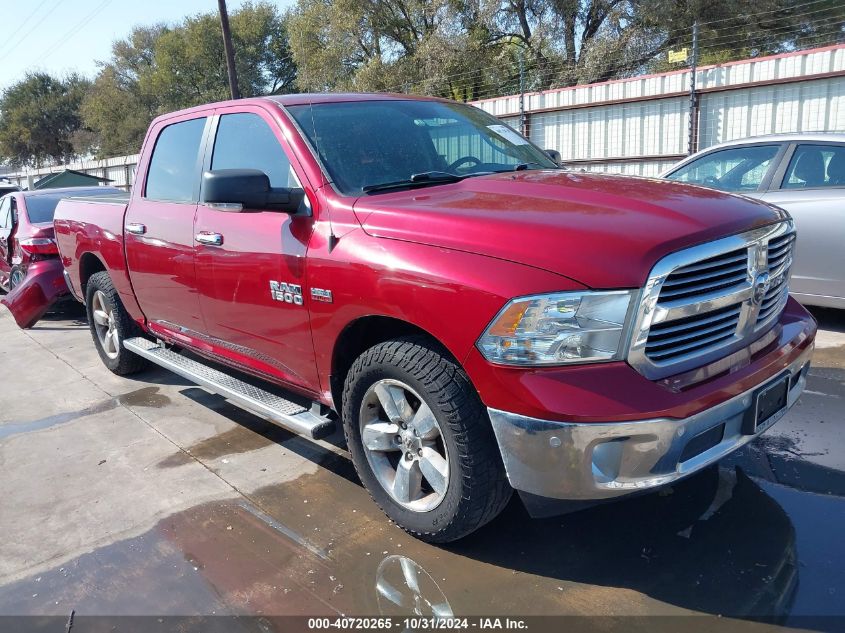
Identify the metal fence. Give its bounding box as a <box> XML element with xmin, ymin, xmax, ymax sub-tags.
<box><xmin>474</xmin><ymin>44</ymin><xmax>845</xmax><ymax>176</ymax></box>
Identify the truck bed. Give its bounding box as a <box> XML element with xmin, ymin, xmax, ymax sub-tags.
<box><xmin>53</xmin><ymin>195</ymin><xmax>141</xmax><ymax>320</ymax></box>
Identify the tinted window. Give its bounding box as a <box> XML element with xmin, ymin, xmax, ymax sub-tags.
<box><xmin>24</xmin><ymin>188</ymin><xmax>121</xmax><ymax>224</ymax></box>
<box><xmin>782</xmin><ymin>144</ymin><xmax>845</xmax><ymax>189</ymax></box>
<box><xmin>145</xmin><ymin>118</ymin><xmax>207</xmax><ymax>202</ymax></box>
<box><xmin>24</xmin><ymin>195</ymin><xmax>63</xmax><ymax>223</ymax></box>
<box><xmin>667</xmin><ymin>145</ymin><xmax>780</xmax><ymax>192</ymax></box>
<box><xmin>211</xmin><ymin>113</ymin><xmax>298</xmax><ymax>188</ymax></box>
<box><xmin>287</xmin><ymin>101</ymin><xmax>556</xmax><ymax>196</ymax></box>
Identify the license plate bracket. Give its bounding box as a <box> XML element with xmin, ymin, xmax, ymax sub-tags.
<box><xmin>742</xmin><ymin>373</ymin><xmax>790</xmax><ymax>435</ymax></box>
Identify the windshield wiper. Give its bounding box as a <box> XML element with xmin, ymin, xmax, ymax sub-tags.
<box><xmin>512</xmin><ymin>161</ymin><xmax>558</xmax><ymax>171</ymax></box>
<box><xmin>362</xmin><ymin>171</ymin><xmax>465</xmax><ymax>193</ymax></box>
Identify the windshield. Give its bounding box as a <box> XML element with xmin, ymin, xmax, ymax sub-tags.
<box><xmin>287</xmin><ymin>100</ymin><xmax>557</xmax><ymax>196</ymax></box>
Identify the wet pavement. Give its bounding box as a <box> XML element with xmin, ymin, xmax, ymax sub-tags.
<box><xmin>1</xmin><ymin>303</ymin><xmax>844</xmax><ymax>630</ymax></box>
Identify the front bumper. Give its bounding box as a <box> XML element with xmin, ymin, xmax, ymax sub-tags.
<box><xmin>488</xmin><ymin>341</ymin><xmax>813</xmax><ymax>501</ymax></box>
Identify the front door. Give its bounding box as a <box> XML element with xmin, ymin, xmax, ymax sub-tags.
<box><xmin>193</xmin><ymin>107</ymin><xmax>319</xmax><ymax>392</ymax></box>
<box><xmin>762</xmin><ymin>143</ymin><xmax>845</xmax><ymax>303</ymax></box>
<box><xmin>125</xmin><ymin>115</ymin><xmax>210</xmax><ymax>337</ymax></box>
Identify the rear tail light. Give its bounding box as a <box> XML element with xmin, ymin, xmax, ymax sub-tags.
<box><xmin>19</xmin><ymin>237</ymin><xmax>59</xmax><ymax>255</ymax></box>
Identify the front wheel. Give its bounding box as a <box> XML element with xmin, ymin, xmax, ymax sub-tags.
<box><xmin>85</xmin><ymin>271</ymin><xmax>149</xmax><ymax>375</ymax></box>
<box><xmin>342</xmin><ymin>337</ymin><xmax>512</xmax><ymax>542</ymax></box>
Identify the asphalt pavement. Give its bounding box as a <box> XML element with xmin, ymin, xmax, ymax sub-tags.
<box><xmin>0</xmin><ymin>302</ymin><xmax>843</xmax><ymax>631</ymax></box>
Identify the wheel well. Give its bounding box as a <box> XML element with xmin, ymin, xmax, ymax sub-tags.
<box><xmin>78</xmin><ymin>253</ymin><xmax>106</xmax><ymax>297</ymax></box>
<box><xmin>330</xmin><ymin>316</ymin><xmax>450</xmax><ymax>410</ymax></box>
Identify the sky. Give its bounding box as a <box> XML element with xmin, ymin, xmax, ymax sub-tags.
<box><xmin>0</xmin><ymin>0</ymin><xmax>294</xmax><ymax>91</ymax></box>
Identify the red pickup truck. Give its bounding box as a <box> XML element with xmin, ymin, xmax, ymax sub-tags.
<box><xmin>28</xmin><ymin>94</ymin><xmax>816</xmax><ymax>542</ymax></box>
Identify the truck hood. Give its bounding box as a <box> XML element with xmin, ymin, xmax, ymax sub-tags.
<box><xmin>352</xmin><ymin>171</ymin><xmax>788</xmax><ymax>288</ymax></box>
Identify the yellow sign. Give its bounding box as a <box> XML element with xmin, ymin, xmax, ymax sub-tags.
<box><xmin>668</xmin><ymin>48</ymin><xmax>689</xmax><ymax>63</ymax></box>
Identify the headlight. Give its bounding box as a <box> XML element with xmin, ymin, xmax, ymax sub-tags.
<box><xmin>476</xmin><ymin>290</ymin><xmax>636</xmax><ymax>366</ymax></box>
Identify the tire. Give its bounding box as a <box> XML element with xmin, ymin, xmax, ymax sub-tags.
<box><xmin>85</xmin><ymin>271</ymin><xmax>149</xmax><ymax>375</ymax></box>
<box><xmin>8</xmin><ymin>265</ymin><xmax>25</xmax><ymax>290</ymax></box>
<box><xmin>342</xmin><ymin>336</ymin><xmax>512</xmax><ymax>543</ymax></box>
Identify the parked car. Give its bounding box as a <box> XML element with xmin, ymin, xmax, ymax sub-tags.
<box><xmin>661</xmin><ymin>133</ymin><xmax>845</xmax><ymax>309</ymax></box>
<box><xmin>0</xmin><ymin>180</ymin><xmax>20</xmax><ymax>197</ymax></box>
<box><xmin>7</xmin><ymin>94</ymin><xmax>816</xmax><ymax>542</ymax></box>
<box><xmin>0</xmin><ymin>187</ymin><xmax>123</xmax><ymax>292</ymax></box>
<box><xmin>0</xmin><ymin>187</ymin><xmax>123</xmax><ymax>327</ymax></box>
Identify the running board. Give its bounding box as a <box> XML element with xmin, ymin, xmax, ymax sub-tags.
<box><xmin>123</xmin><ymin>337</ymin><xmax>335</xmax><ymax>440</ymax></box>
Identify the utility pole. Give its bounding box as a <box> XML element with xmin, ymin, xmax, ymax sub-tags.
<box><xmin>687</xmin><ymin>20</ymin><xmax>699</xmax><ymax>155</ymax></box>
<box><xmin>218</xmin><ymin>0</ymin><xmax>240</xmax><ymax>100</ymax></box>
<box><xmin>519</xmin><ymin>50</ymin><xmax>527</xmax><ymax>136</ymax></box>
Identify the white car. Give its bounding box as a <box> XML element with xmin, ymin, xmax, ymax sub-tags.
<box><xmin>662</xmin><ymin>133</ymin><xmax>845</xmax><ymax>309</ymax></box>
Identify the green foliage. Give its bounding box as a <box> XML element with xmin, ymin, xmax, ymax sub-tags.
<box><xmin>0</xmin><ymin>72</ymin><xmax>91</xmax><ymax>168</ymax></box>
<box><xmin>82</xmin><ymin>1</ymin><xmax>296</xmax><ymax>157</ymax></box>
<box><xmin>287</xmin><ymin>0</ymin><xmax>845</xmax><ymax>96</ymax></box>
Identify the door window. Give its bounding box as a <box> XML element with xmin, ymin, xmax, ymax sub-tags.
<box><xmin>0</xmin><ymin>197</ymin><xmax>11</xmax><ymax>229</ymax></box>
<box><xmin>211</xmin><ymin>113</ymin><xmax>299</xmax><ymax>188</ymax></box>
<box><xmin>781</xmin><ymin>144</ymin><xmax>845</xmax><ymax>189</ymax></box>
<box><xmin>666</xmin><ymin>145</ymin><xmax>780</xmax><ymax>192</ymax></box>
<box><xmin>145</xmin><ymin>117</ymin><xmax>207</xmax><ymax>202</ymax></box>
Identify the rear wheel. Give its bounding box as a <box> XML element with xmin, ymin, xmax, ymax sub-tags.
<box><xmin>8</xmin><ymin>265</ymin><xmax>24</xmax><ymax>290</ymax></box>
<box><xmin>85</xmin><ymin>271</ymin><xmax>149</xmax><ymax>375</ymax></box>
<box><xmin>342</xmin><ymin>336</ymin><xmax>512</xmax><ymax>542</ymax></box>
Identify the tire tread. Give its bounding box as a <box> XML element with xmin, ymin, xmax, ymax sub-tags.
<box><xmin>342</xmin><ymin>335</ymin><xmax>512</xmax><ymax>543</ymax></box>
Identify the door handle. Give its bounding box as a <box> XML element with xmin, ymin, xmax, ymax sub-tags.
<box><xmin>195</xmin><ymin>231</ymin><xmax>224</xmax><ymax>246</ymax></box>
<box><xmin>126</xmin><ymin>223</ymin><xmax>147</xmax><ymax>235</ymax></box>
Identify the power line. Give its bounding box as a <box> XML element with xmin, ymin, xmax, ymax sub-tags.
<box><xmin>37</xmin><ymin>0</ymin><xmax>113</xmax><ymax>65</ymax></box>
<box><xmin>0</xmin><ymin>0</ymin><xmax>61</xmax><ymax>64</ymax></box>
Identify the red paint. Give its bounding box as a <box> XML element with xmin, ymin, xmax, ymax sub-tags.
<box><xmin>471</xmin><ymin>43</ymin><xmax>845</xmax><ymax>109</ymax></box>
<box><xmin>41</xmin><ymin>95</ymin><xmax>815</xmax><ymax>427</ymax></box>
<box><xmin>0</xmin><ymin>259</ymin><xmax>68</xmax><ymax>328</ymax></box>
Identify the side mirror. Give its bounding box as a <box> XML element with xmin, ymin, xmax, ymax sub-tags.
<box><xmin>544</xmin><ymin>149</ymin><xmax>562</xmax><ymax>166</ymax></box>
<box><xmin>201</xmin><ymin>169</ymin><xmax>304</xmax><ymax>213</ymax></box>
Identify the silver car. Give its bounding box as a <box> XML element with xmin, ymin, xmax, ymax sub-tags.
<box><xmin>662</xmin><ymin>133</ymin><xmax>845</xmax><ymax>309</ymax></box>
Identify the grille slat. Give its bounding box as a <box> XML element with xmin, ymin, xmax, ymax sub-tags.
<box><xmin>646</xmin><ymin>329</ymin><xmax>736</xmax><ymax>360</ymax></box>
<box><xmin>662</xmin><ymin>264</ymin><xmax>747</xmax><ymax>289</ymax></box>
<box><xmin>658</xmin><ymin>273</ymin><xmax>748</xmax><ymax>300</ymax></box>
<box><xmin>646</xmin><ymin>305</ymin><xmax>742</xmax><ymax>338</ymax></box>
<box><xmin>668</xmin><ymin>249</ymin><xmax>747</xmax><ymax>275</ymax></box>
<box><xmin>646</xmin><ymin>318</ymin><xmax>738</xmax><ymax>350</ymax></box>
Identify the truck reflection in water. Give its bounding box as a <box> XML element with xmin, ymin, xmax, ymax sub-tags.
<box><xmin>375</xmin><ymin>555</ymin><xmax>454</xmax><ymax>618</ymax></box>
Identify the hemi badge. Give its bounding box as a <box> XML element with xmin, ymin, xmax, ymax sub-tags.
<box><xmin>311</xmin><ymin>288</ymin><xmax>333</xmax><ymax>303</ymax></box>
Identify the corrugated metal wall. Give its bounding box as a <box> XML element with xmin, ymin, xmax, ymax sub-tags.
<box><xmin>473</xmin><ymin>45</ymin><xmax>845</xmax><ymax>176</ymax></box>
<box><xmin>4</xmin><ymin>155</ymin><xmax>139</xmax><ymax>191</ymax></box>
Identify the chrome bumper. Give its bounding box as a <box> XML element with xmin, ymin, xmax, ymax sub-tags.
<box><xmin>488</xmin><ymin>349</ymin><xmax>812</xmax><ymax>501</ymax></box>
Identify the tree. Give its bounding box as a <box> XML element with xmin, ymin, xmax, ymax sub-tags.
<box><xmin>0</xmin><ymin>72</ymin><xmax>90</xmax><ymax>168</ymax></box>
<box><xmin>286</xmin><ymin>0</ymin><xmax>845</xmax><ymax>96</ymax></box>
<box><xmin>82</xmin><ymin>1</ymin><xmax>296</xmax><ymax>157</ymax></box>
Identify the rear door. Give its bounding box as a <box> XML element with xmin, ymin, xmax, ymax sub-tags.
<box><xmin>762</xmin><ymin>142</ymin><xmax>845</xmax><ymax>303</ymax></box>
<box><xmin>125</xmin><ymin>114</ymin><xmax>210</xmax><ymax>336</ymax></box>
<box><xmin>193</xmin><ymin>105</ymin><xmax>319</xmax><ymax>392</ymax></box>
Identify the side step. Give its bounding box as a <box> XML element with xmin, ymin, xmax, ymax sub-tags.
<box><xmin>123</xmin><ymin>337</ymin><xmax>336</xmax><ymax>440</ymax></box>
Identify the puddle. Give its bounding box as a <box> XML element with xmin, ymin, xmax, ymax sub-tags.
<box><xmin>1</xmin><ymin>387</ymin><xmax>170</xmax><ymax>440</ymax></box>
<box><xmin>116</xmin><ymin>386</ymin><xmax>171</xmax><ymax>409</ymax></box>
<box><xmin>0</xmin><ymin>450</ymin><xmax>844</xmax><ymax>625</ymax></box>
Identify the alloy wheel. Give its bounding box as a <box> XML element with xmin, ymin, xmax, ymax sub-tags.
<box><xmin>359</xmin><ymin>379</ymin><xmax>450</xmax><ymax>512</ymax></box>
<box><xmin>91</xmin><ymin>289</ymin><xmax>120</xmax><ymax>359</ymax></box>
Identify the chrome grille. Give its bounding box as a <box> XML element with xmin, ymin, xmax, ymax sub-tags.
<box><xmin>658</xmin><ymin>248</ymin><xmax>748</xmax><ymax>301</ymax></box>
<box><xmin>628</xmin><ymin>221</ymin><xmax>795</xmax><ymax>380</ymax></box>
<box><xmin>644</xmin><ymin>303</ymin><xmax>743</xmax><ymax>361</ymax></box>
